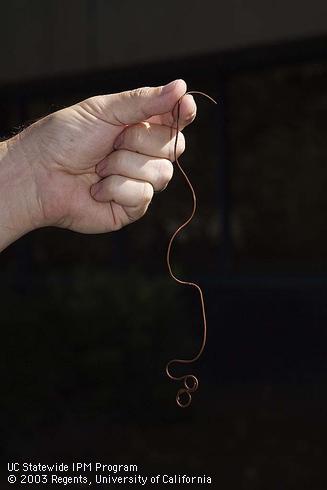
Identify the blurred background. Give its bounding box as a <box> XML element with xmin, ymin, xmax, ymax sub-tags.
<box><xmin>1</xmin><ymin>1</ymin><xmax>327</xmax><ymax>488</ymax></box>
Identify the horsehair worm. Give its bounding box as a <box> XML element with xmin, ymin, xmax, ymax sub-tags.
<box><xmin>165</xmin><ymin>90</ymin><xmax>217</xmax><ymax>408</ymax></box>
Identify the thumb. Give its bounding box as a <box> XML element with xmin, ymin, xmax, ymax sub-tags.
<box><xmin>93</xmin><ymin>79</ymin><xmax>187</xmax><ymax>126</ymax></box>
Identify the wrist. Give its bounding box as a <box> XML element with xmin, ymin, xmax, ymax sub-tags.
<box><xmin>0</xmin><ymin>137</ymin><xmax>44</xmax><ymax>251</ymax></box>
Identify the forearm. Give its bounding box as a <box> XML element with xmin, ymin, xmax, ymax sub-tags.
<box><xmin>0</xmin><ymin>138</ymin><xmax>41</xmax><ymax>252</ymax></box>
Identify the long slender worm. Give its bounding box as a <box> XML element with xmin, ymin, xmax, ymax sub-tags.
<box><xmin>165</xmin><ymin>90</ymin><xmax>217</xmax><ymax>408</ymax></box>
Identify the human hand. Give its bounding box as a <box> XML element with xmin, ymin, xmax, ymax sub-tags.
<box><xmin>7</xmin><ymin>79</ymin><xmax>196</xmax><ymax>236</ymax></box>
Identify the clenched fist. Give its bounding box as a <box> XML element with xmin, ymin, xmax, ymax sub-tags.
<box><xmin>0</xmin><ymin>79</ymin><xmax>197</xmax><ymax>251</ymax></box>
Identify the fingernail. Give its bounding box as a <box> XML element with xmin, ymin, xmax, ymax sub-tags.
<box><xmin>96</xmin><ymin>161</ymin><xmax>105</xmax><ymax>176</ymax></box>
<box><xmin>113</xmin><ymin>132</ymin><xmax>124</xmax><ymax>149</ymax></box>
<box><xmin>161</xmin><ymin>79</ymin><xmax>179</xmax><ymax>95</ymax></box>
<box><xmin>90</xmin><ymin>183</ymin><xmax>99</xmax><ymax>197</ymax></box>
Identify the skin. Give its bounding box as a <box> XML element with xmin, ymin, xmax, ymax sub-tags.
<box><xmin>0</xmin><ymin>79</ymin><xmax>197</xmax><ymax>252</ymax></box>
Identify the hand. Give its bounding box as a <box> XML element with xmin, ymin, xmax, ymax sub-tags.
<box><xmin>10</xmin><ymin>79</ymin><xmax>196</xmax><ymax>235</ymax></box>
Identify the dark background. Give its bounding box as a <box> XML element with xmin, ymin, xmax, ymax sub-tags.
<box><xmin>1</xmin><ymin>1</ymin><xmax>327</xmax><ymax>489</ymax></box>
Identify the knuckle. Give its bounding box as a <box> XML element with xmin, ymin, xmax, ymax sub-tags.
<box><xmin>171</xmin><ymin>131</ymin><xmax>185</xmax><ymax>160</ymax></box>
<box><xmin>130</xmin><ymin>86</ymin><xmax>150</xmax><ymax>99</ymax></box>
<box><xmin>128</xmin><ymin>87</ymin><xmax>152</xmax><ymax>119</ymax></box>
<box><xmin>186</xmin><ymin>108</ymin><xmax>197</xmax><ymax>123</ymax></box>
<box><xmin>177</xmin><ymin>131</ymin><xmax>186</xmax><ymax>154</ymax></box>
<box><xmin>113</xmin><ymin>131</ymin><xmax>125</xmax><ymax>149</ymax></box>
<box><xmin>132</xmin><ymin>204</ymin><xmax>147</xmax><ymax>221</ymax></box>
<box><xmin>185</xmin><ymin>94</ymin><xmax>197</xmax><ymax>122</ymax></box>
<box><xmin>142</xmin><ymin>182</ymin><xmax>154</xmax><ymax>203</ymax></box>
<box><xmin>156</xmin><ymin>159</ymin><xmax>173</xmax><ymax>188</ymax></box>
